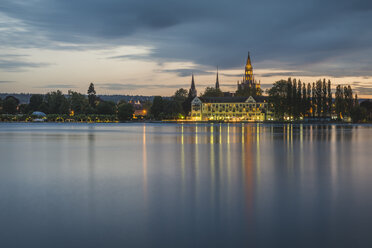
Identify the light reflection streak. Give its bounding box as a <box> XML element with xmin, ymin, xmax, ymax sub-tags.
<box><xmin>227</xmin><ymin>123</ymin><xmax>231</xmax><ymax>186</ymax></box>
<box><xmin>330</xmin><ymin>125</ymin><xmax>338</xmax><ymax>200</ymax></box>
<box><xmin>244</xmin><ymin>125</ymin><xmax>254</xmax><ymax>221</ymax></box>
<box><xmin>181</xmin><ymin>124</ymin><xmax>185</xmax><ymax>185</ymax></box>
<box><xmin>142</xmin><ymin>124</ymin><xmax>148</xmax><ymax>203</ymax></box>
<box><xmin>256</xmin><ymin>123</ymin><xmax>261</xmax><ymax>183</ymax></box>
<box><xmin>195</xmin><ymin>124</ymin><xmax>199</xmax><ymax>202</ymax></box>
<box><xmin>219</xmin><ymin>124</ymin><xmax>223</xmax><ymax>185</ymax></box>
<box><xmin>210</xmin><ymin>124</ymin><xmax>215</xmax><ymax>202</ymax></box>
<box><xmin>300</xmin><ymin>124</ymin><xmax>304</xmax><ymax>174</ymax></box>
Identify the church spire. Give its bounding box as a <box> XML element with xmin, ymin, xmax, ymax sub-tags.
<box><xmin>191</xmin><ymin>73</ymin><xmax>195</xmax><ymax>90</ymax></box>
<box><xmin>188</xmin><ymin>74</ymin><xmax>197</xmax><ymax>98</ymax></box>
<box><xmin>246</xmin><ymin>51</ymin><xmax>251</xmax><ymax>67</ymax></box>
<box><xmin>215</xmin><ymin>66</ymin><xmax>220</xmax><ymax>89</ymax></box>
<box><xmin>244</xmin><ymin>51</ymin><xmax>253</xmax><ymax>83</ymax></box>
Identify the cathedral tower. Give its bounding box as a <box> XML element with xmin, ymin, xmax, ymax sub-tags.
<box><xmin>237</xmin><ymin>52</ymin><xmax>261</xmax><ymax>95</ymax></box>
<box><xmin>244</xmin><ymin>52</ymin><xmax>254</xmax><ymax>83</ymax></box>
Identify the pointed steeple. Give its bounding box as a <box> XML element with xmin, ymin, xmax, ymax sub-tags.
<box><xmin>215</xmin><ymin>66</ymin><xmax>220</xmax><ymax>89</ymax></box>
<box><xmin>191</xmin><ymin>73</ymin><xmax>195</xmax><ymax>90</ymax></box>
<box><xmin>244</xmin><ymin>51</ymin><xmax>253</xmax><ymax>83</ymax></box>
<box><xmin>188</xmin><ymin>73</ymin><xmax>197</xmax><ymax>98</ymax></box>
<box><xmin>246</xmin><ymin>51</ymin><xmax>252</xmax><ymax>67</ymax></box>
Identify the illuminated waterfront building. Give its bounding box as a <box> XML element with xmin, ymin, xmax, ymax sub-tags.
<box><xmin>190</xmin><ymin>96</ymin><xmax>272</xmax><ymax>121</ymax></box>
<box><xmin>188</xmin><ymin>52</ymin><xmax>271</xmax><ymax>121</ymax></box>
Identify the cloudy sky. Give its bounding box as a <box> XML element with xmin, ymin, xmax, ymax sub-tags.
<box><xmin>0</xmin><ymin>0</ymin><xmax>372</xmax><ymax>97</ymax></box>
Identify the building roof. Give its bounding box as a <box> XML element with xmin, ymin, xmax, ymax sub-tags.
<box><xmin>198</xmin><ymin>96</ymin><xmax>267</xmax><ymax>103</ymax></box>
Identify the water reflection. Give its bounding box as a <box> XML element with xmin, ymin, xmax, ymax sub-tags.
<box><xmin>1</xmin><ymin>123</ymin><xmax>372</xmax><ymax>247</ymax></box>
<box><xmin>142</xmin><ymin>124</ymin><xmax>148</xmax><ymax>202</ymax></box>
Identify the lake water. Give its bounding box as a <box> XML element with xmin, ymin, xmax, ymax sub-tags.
<box><xmin>1</xmin><ymin>123</ymin><xmax>372</xmax><ymax>247</ymax></box>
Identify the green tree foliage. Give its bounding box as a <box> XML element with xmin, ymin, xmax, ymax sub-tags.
<box><xmin>267</xmin><ymin>80</ymin><xmax>288</xmax><ymax>119</ymax></box>
<box><xmin>150</xmin><ymin>96</ymin><xmax>183</xmax><ymax>120</ymax></box>
<box><xmin>334</xmin><ymin>84</ymin><xmax>359</xmax><ymax>120</ymax></box>
<box><xmin>29</xmin><ymin>94</ymin><xmax>44</xmax><ymax>112</ymax></box>
<box><xmin>150</xmin><ymin>96</ymin><xmax>164</xmax><ymax>119</ymax></box>
<box><xmin>327</xmin><ymin>80</ymin><xmax>332</xmax><ymax>117</ymax></box>
<box><xmin>68</xmin><ymin>90</ymin><xmax>88</xmax><ymax>114</ymax></box>
<box><xmin>182</xmin><ymin>97</ymin><xmax>193</xmax><ymax>116</ymax></box>
<box><xmin>162</xmin><ymin>99</ymin><xmax>183</xmax><ymax>119</ymax></box>
<box><xmin>173</xmin><ymin>88</ymin><xmax>188</xmax><ymax>102</ymax></box>
<box><xmin>335</xmin><ymin>85</ymin><xmax>344</xmax><ymax>118</ymax></box>
<box><xmin>3</xmin><ymin>96</ymin><xmax>19</xmax><ymax>114</ymax></box>
<box><xmin>45</xmin><ymin>90</ymin><xmax>69</xmax><ymax>114</ymax></box>
<box><xmin>360</xmin><ymin>100</ymin><xmax>372</xmax><ymax>121</ymax></box>
<box><xmin>268</xmin><ymin>78</ymin><xmax>337</xmax><ymax>120</ymax></box>
<box><xmin>87</xmin><ymin>83</ymin><xmax>97</xmax><ymax>108</ymax></box>
<box><xmin>96</xmin><ymin>101</ymin><xmax>116</xmax><ymax>115</ymax></box>
<box><xmin>235</xmin><ymin>85</ymin><xmax>262</xmax><ymax>97</ymax></box>
<box><xmin>117</xmin><ymin>102</ymin><xmax>134</xmax><ymax>121</ymax></box>
<box><xmin>18</xmin><ymin>104</ymin><xmax>29</xmax><ymax>114</ymax></box>
<box><xmin>173</xmin><ymin>88</ymin><xmax>189</xmax><ymax>115</ymax></box>
<box><xmin>201</xmin><ymin>87</ymin><xmax>224</xmax><ymax>97</ymax></box>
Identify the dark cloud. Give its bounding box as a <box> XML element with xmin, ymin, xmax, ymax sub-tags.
<box><xmin>0</xmin><ymin>80</ymin><xmax>15</xmax><ymax>83</ymax></box>
<box><xmin>108</xmin><ymin>54</ymin><xmax>150</xmax><ymax>60</ymax></box>
<box><xmin>1</xmin><ymin>0</ymin><xmax>372</xmax><ymax>93</ymax></box>
<box><xmin>0</xmin><ymin>54</ymin><xmax>49</xmax><ymax>71</ymax></box>
<box><xmin>0</xmin><ymin>59</ymin><xmax>49</xmax><ymax>72</ymax></box>
<box><xmin>159</xmin><ymin>68</ymin><xmax>214</xmax><ymax>77</ymax></box>
<box><xmin>36</xmin><ymin>84</ymin><xmax>77</xmax><ymax>89</ymax></box>
<box><xmin>97</xmin><ymin>83</ymin><xmax>185</xmax><ymax>91</ymax></box>
<box><xmin>351</xmin><ymin>81</ymin><xmax>372</xmax><ymax>95</ymax></box>
<box><xmin>97</xmin><ymin>81</ymin><xmax>217</xmax><ymax>91</ymax></box>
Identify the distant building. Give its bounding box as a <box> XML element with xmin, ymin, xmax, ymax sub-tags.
<box><xmin>190</xmin><ymin>96</ymin><xmax>273</xmax><ymax>121</ymax></box>
<box><xmin>237</xmin><ymin>52</ymin><xmax>261</xmax><ymax>93</ymax></box>
<box><xmin>187</xmin><ymin>52</ymin><xmax>270</xmax><ymax>121</ymax></box>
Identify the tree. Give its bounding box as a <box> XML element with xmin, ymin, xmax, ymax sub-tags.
<box><xmin>360</xmin><ymin>100</ymin><xmax>372</xmax><ymax>121</ymax></box>
<box><xmin>150</xmin><ymin>96</ymin><xmax>164</xmax><ymax>120</ymax></box>
<box><xmin>345</xmin><ymin>85</ymin><xmax>353</xmax><ymax>115</ymax></box>
<box><xmin>3</xmin><ymin>96</ymin><xmax>19</xmax><ymax>114</ymax></box>
<box><xmin>321</xmin><ymin>79</ymin><xmax>327</xmax><ymax>117</ymax></box>
<box><xmin>182</xmin><ymin>97</ymin><xmax>193</xmax><ymax>116</ymax></box>
<box><xmin>335</xmin><ymin>85</ymin><xmax>344</xmax><ymax>119</ymax></box>
<box><xmin>162</xmin><ymin>99</ymin><xmax>183</xmax><ymax>119</ymax></box>
<box><xmin>173</xmin><ymin>88</ymin><xmax>188</xmax><ymax>102</ymax></box>
<box><xmin>201</xmin><ymin>87</ymin><xmax>224</xmax><ymax>97</ymax></box>
<box><xmin>268</xmin><ymin>80</ymin><xmax>289</xmax><ymax>120</ymax></box>
<box><xmin>96</xmin><ymin>101</ymin><xmax>116</xmax><ymax>115</ymax></box>
<box><xmin>351</xmin><ymin>105</ymin><xmax>365</xmax><ymax>123</ymax></box>
<box><xmin>117</xmin><ymin>102</ymin><xmax>134</xmax><ymax>121</ymax></box>
<box><xmin>45</xmin><ymin>90</ymin><xmax>69</xmax><ymax>114</ymax></box>
<box><xmin>87</xmin><ymin>83</ymin><xmax>97</xmax><ymax>108</ymax></box>
<box><xmin>68</xmin><ymin>90</ymin><xmax>88</xmax><ymax>114</ymax></box>
<box><xmin>235</xmin><ymin>85</ymin><xmax>262</xmax><ymax>97</ymax></box>
<box><xmin>29</xmin><ymin>94</ymin><xmax>44</xmax><ymax>112</ymax></box>
<box><xmin>307</xmin><ymin>83</ymin><xmax>312</xmax><ymax>117</ymax></box>
<box><xmin>327</xmin><ymin>80</ymin><xmax>332</xmax><ymax>117</ymax></box>
<box><xmin>315</xmin><ymin>80</ymin><xmax>322</xmax><ymax>117</ymax></box>
<box><xmin>302</xmin><ymin>82</ymin><xmax>307</xmax><ymax>116</ymax></box>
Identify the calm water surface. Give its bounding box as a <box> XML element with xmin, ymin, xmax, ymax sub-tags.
<box><xmin>1</xmin><ymin>123</ymin><xmax>372</xmax><ymax>247</ymax></box>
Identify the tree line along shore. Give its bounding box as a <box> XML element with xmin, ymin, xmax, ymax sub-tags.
<box><xmin>1</xmin><ymin>79</ymin><xmax>372</xmax><ymax>123</ymax></box>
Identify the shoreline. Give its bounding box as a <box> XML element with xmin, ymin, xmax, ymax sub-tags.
<box><xmin>0</xmin><ymin>120</ymin><xmax>371</xmax><ymax>124</ymax></box>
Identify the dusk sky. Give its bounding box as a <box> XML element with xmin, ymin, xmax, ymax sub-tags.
<box><xmin>1</xmin><ymin>0</ymin><xmax>372</xmax><ymax>97</ymax></box>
